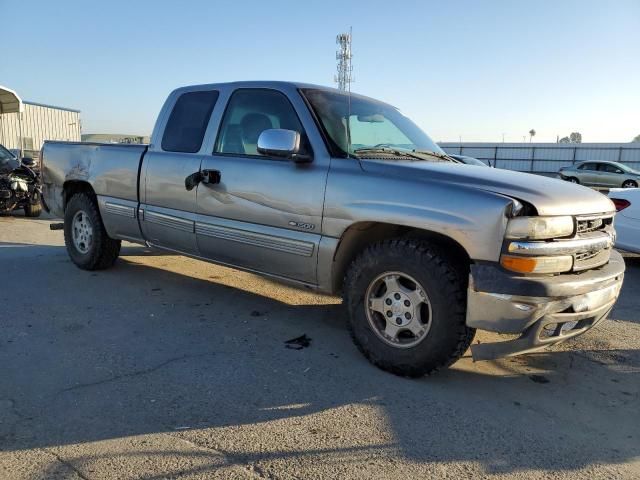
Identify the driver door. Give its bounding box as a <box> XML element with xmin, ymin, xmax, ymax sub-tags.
<box><xmin>194</xmin><ymin>88</ymin><xmax>329</xmax><ymax>284</ymax></box>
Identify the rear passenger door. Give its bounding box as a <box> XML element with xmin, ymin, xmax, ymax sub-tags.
<box><xmin>194</xmin><ymin>87</ymin><xmax>329</xmax><ymax>284</ymax></box>
<box><xmin>140</xmin><ymin>89</ymin><xmax>219</xmax><ymax>254</ymax></box>
<box><xmin>579</xmin><ymin>162</ymin><xmax>599</xmax><ymax>185</ymax></box>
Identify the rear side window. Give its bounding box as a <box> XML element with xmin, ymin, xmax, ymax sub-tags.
<box><xmin>579</xmin><ymin>162</ymin><xmax>597</xmax><ymax>171</ymax></box>
<box><xmin>162</xmin><ymin>90</ymin><xmax>219</xmax><ymax>153</ymax></box>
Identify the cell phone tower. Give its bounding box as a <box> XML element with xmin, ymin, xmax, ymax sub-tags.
<box><xmin>335</xmin><ymin>28</ymin><xmax>353</xmax><ymax>91</ymax></box>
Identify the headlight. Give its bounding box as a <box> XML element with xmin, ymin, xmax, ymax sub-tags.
<box><xmin>500</xmin><ymin>254</ymin><xmax>573</xmax><ymax>274</ymax></box>
<box><xmin>505</xmin><ymin>216</ymin><xmax>574</xmax><ymax>240</ymax></box>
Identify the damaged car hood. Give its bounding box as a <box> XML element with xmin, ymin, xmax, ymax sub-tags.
<box><xmin>360</xmin><ymin>160</ymin><xmax>615</xmax><ymax>216</ymax></box>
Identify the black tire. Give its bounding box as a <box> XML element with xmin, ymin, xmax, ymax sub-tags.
<box><xmin>622</xmin><ymin>180</ymin><xmax>638</xmax><ymax>188</ymax></box>
<box><xmin>566</xmin><ymin>177</ymin><xmax>579</xmax><ymax>184</ymax></box>
<box><xmin>24</xmin><ymin>201</ymin><xmax>42</xmax><ymax>217</ymax></box>
<box><xmin>344</xmin><ymin>239</ymin><xmax>475</xmax><ymax>377</ymax></box>
<box><xmin>64</xmin><ymin>193</ymin><xmax>121</xmax><ymax>270</ymax></box>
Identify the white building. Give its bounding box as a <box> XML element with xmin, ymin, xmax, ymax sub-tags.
<box><xmin>0</xmin><ymin>85</ymin><xmax>81</xmax><ymax>157</ymax></box>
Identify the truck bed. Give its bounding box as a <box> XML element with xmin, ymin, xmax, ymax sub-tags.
<box><xmin>42</xmin><ymin>141</ymin><xmax>147</xmax><ymax>218</ymax></box>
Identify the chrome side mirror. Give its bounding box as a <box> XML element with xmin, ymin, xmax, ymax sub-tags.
<box><xmin>257</xmin><ymin>129</ymin><xmax>311</xmax><ymax>163</ymax></box>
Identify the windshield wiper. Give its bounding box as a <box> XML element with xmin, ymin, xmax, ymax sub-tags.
<box><xmin>352</xmin><ymin>147</ymin><xmax>427</xmax><ymax>161</ymax></box>
<box><xmin>413</xmin><ymin>149</ymin><xmax>459</xmax><ymax>162</ymax></box>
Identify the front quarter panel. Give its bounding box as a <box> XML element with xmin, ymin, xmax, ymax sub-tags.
<box><xmin>323</xmin><ymin>159</ymin><xmax>512</xmax><ymax>262</ymax></box>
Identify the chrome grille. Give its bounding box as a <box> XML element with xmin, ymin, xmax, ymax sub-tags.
<box><xmin>576</xmin><ymin>214</ymin><xmax>613</xmax><ymax>234</ymax></box>
<box><xmin>573</xmin><ymin>214</ymin><xmax>615</xmax><ymax>270</ymax></box>
<box><xmin>504</xmin><ymin>213</ymin><xmax>616</xmax><ymax>273</ymax></box>
<box><xmin>575</xmin><ymin>251</ymin><xmax>599</xmax><ymax>262</ymax></box>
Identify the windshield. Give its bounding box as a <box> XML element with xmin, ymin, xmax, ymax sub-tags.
<box><xmin>0</xmin><ymin>144</ymin><xmax>19</xmax><ymax>173</ymax></box>
<box><xmin>301</xmin><ymin>88</ymin><xmax>444</xmax><ymax>158</ymax></box>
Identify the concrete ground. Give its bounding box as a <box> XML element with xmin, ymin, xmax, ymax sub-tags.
<box><xmin>1</xmin><ymin>213</ymin><xmax>639</xmax><ymax>479</ymax></box>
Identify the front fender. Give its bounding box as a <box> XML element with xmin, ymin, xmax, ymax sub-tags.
<box><xmin>323</xmin><ymin>160</ymin><xmax>513</xmax><ymax>262</ymax></box>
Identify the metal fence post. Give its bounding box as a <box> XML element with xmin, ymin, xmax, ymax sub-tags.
<box><xmin>618</xmin><ymin>147</ymin><xmax>623</xmax><ymax>162</ymax></box>
<box><xmin>572</xmin><ymin>146</ymin><xmax>577</xmax><ymax>165</ymax></box>
<box><xmin>530</xmin><ymin>146</ymin><xmax>536</xmax><ymax>173</ymax></box>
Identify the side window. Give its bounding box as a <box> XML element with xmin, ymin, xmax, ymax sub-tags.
<box><xmin>602</xmin><ymin>164</ymin><xmax>623</xmax><ymax>173</ymax></box>
<box><xmin>162</xmin><ymin>90</ymin><xmax>219</xmax><ymax>153</ymax></box>
<box><xmin>581</xmin><ymin>162</ymin><xmax>596</xmax><ymax>171</ymax></box>
<box><xmin>214</xmin><ymin>89</ymin><xmax>310</xmax><ymax>157</ymax></box>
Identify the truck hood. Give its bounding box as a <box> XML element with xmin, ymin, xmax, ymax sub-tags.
<box><xmin>361</xmin><ymin>160</ymin><xmax>615</xmax><ymax>216</ymax></box>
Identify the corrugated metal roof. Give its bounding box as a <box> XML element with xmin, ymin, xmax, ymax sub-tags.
<box><xmin>0</xmin><ymin>86</ymin><xmax>23</xmax><ymax>114</ymax></box>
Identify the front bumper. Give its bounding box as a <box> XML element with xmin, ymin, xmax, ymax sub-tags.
<box><xmin>466</xmin><ymin>250</ymin><xmax>625</xmax><ymax>361</ymax></box>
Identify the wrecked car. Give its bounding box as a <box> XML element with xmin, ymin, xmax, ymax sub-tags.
<box><xmin>0</xmin><ymin>143</ymin><xmax>42</xmax><ymax>217</ymax></box>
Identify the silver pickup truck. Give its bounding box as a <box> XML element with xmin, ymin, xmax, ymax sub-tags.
<box><xmin>41</xmin><ymin>81</ymin><xmax>624</xmax><ymax>377</ymax></box>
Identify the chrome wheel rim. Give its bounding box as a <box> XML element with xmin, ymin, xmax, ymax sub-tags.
<box><xmin>623</xmin><ymin>182</ymin><xmax>636</xmax><ymax>188</ymax></box>
<box><xmin>365</xmin><ymin>271</ymin><xmax>433</xmax><ymax>349</ymax></box>
<box><xmin>569</xmin><ymin>178</ymin><xmax>578</xmax><ymax>183</ymax></box>
<box><xmin>72</xmin><ymin>210</ymin><xmax>93</xmax><ymax>254</ymax></box>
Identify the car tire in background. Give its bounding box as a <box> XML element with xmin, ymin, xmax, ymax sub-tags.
<box><xmin>23</xmin><ymin>201</ymin><xmax>42</xmax><ymax>217</ymax></box>
<box><xmin>344</xmin><ymin>239</ymin><xmax>475</xmax><ymax>377</ymax></box>
<box><xmin>64</xmin><ymin>192</ymin><xmax>121</xmax><ymax>270</ymax></box>
<box><xmin>565</xmin><ymin>177</ymin><xmax>579</xmax><ymax>184</ymax></box>
<box><xmin>622</xmin><ymin>180</ymin><xmax>638</xmax><ymax>188</ymax></box>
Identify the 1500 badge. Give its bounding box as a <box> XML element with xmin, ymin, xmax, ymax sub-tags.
<box><xmin>289</xmin><ymin>221</ymin><xmax>315</xmax><ymax>230</ymax></box>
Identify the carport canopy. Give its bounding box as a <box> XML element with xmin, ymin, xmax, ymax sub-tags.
<box><xmin>0</xmin><ymin>85</ymin><xmax>23</xmax><ymax>114</ymax></box>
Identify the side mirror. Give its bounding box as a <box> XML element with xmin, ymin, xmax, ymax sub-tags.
<box><xmin>257</xmin><ymin>129</ymin><xmax>311</xmax><ymax>163</ymax></box>
<box><xmin>22</xmin><ymin>157</ymin><xmax>36</xmax><ymax>167</ymax></box>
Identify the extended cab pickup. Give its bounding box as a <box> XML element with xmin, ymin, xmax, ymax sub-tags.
<box><xmin>42</xmin><ymin>81</ymin><xmax>625</xmax><ymax>376</ymax></box>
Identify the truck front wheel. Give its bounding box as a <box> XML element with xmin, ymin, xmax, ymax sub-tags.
<box><xmin>344</xmin><ymin>239</ymin><xmax>475</xmax><ymax>377</ymax></box>
<box><xmin>64</xmin><ymin>193</ymin><xmax>121</xmax><ymax>270</ymax></box>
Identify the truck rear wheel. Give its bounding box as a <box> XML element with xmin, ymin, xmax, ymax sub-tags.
<box><xmin>64</xmin><ymin>193</ymin><xmax>121</xmax><ymax>270</ymax></box>
<box><xmin>344</xmin><ymin>239</ymin><xmax>475</xmax><ymax>377</ymax></box>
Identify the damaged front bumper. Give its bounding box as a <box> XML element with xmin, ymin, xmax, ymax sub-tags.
<box><xmin>466</xmin><ymin>250</ymin><xmax>625</xmax><ymax>361</ymax></box>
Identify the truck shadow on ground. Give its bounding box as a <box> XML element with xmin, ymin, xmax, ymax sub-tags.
<box><xmin>1</xmin><ymin>244</ymin><xmax>639</xmax><ymax>477</ymax></box>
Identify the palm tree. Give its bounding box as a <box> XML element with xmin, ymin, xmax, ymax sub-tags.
<box><xmin>529</xmin><ymin>129</ymin><xmax>536</xmax><ymax>142</ymax></box>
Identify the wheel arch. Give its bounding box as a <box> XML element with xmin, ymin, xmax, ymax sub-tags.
<box><xmin>62</xmin><ymin>180</ymin><xmax>97</xmax><ymax>211</ymax></box>
<box><xmin>330</xmin><ymin>221</ymin><xmax>471</xmax><ymax>295</ymax></box>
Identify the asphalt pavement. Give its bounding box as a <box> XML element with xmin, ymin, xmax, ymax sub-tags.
<box><xmin>1</xmin><ymin>213</ymin><xmax>639</xmax><ymax>479</ymax></box>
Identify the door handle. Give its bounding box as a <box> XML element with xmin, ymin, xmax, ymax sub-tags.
<box><xmin>185</xmin><ymin>169</ymin><xmax>221</xmax><ymax>191</ymax></box>
<box><xmin>202</xmin><ymin>169</ymin><xmax>221</xmax><ymax>185</ymax></box>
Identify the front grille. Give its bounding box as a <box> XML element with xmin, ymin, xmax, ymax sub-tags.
<box><xmin>504</xmin><ymin>213</ymin><xmax>615</xmax><ymax>274</ymax></box>
<box><xmin>573</xmin><ymin>248</ymin><xmax>611</xmax><ymax>271</ymax></box>
<box><xmin>572</xmin><ymin>214</ymin><xmax>615</xmax><ymax>271</ymax></box>
<box><xmin>576</xmin><ymin>214</ymin><xmax>612</xmax><ymax>234</ymax></box>
<box><xmin>575</xmin><ymin>251</ymin><xmax>599</xmax><ymax>262</ymax></box>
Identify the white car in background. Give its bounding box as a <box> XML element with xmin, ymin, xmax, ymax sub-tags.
<box><xmin>609</xmin><ymin>188</ymin><xmax>640</xmax><ymax>253</ymax></box>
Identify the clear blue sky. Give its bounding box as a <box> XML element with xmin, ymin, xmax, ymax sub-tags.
<box><xmin>1</xmin><ymin>0</ymin><xmax>638</xmax><ymax>142</ymax></box>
